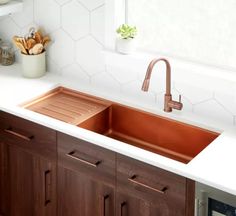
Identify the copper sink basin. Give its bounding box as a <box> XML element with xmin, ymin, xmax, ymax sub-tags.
<box><xmin>24</xmin><ymin>87</ymin><xmax>220</xmax><ymax>164</ymax></box>
<box><xmin>79</xmin><ymin>104</ymin><xmax>219</xmax><ymax>164</ymax></box>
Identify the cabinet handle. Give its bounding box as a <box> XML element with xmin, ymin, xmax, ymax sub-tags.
<box><xmin>101</xmin><ymin>195</ymin><xmax>109</xmax><ymax>216</ymax></box>
<box><xmin>4</xmin><ymin>127</ymin><xmax>34</xmax><ymax>141</ymax></box>
<box><xmin>67</xmin><ymin>150</ymin><xmax>101</xmax><ymax>168</ymax></box>
<box><xmin>128</xmin><ymin>175</ymin><xmax>168</xmax><ymax>194</ymax></box>
<box><xmin>44</xmin><ymin>170</ymin><xmax>51</xmax><ymax>206</ymax></box>
<box><xmin>120</xmin><ymin>202</ymin><xmax>126</xmax><ymax>216</ymax></box>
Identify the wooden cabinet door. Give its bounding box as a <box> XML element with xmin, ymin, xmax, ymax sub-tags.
<box><xmin>58</xmin><ymin>165</ymin><xmax>115</xmax><ymax>216</ymax></box>
<box><xmin>116</xmin><ymin>154</ymin><xmax>195</xmax><ymax>216</ymax></box>
<box><xmin>0</xmin><ymin>139</ymin><xmax>8</xmax><ymax>216</ymax></box>
<box><xmin>57</xmin><ymin>132</ymin><xmax>116</xmax><ymax>216</ymax></box>
<box><xmin>116</xmin><ymin>192</ymin><xmax>176</xmax><ymax>216</ymax></box>
<box><xmin>4</xmin><ymin>142</ymin><xmax>56</xmax><ymax>216</ymax></box>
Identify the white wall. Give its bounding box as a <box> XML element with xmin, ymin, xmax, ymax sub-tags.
<box><xmin>0</xmin><ymin>0</ymin><xmax>236</xmax><ymax>130</ymax></box>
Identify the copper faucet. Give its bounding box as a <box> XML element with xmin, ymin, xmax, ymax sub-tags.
<box><xmin>142</xmin><ymin>58</ymin><xmax>183</xmax><ymax>112</ymax></box>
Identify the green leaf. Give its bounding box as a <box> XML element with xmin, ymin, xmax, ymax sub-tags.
<box><xmin>116</xmin><ymin>24</ymin><xmax>137</xmax><ymax>39</ymax></box>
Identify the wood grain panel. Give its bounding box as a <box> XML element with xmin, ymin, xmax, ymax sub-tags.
<box><xmin>0</xmin><ymin>111</ymin><xmax>56</xmax><ymax>160</ymax></box>
<box><xmin>58</xmin><ymin>132</ymin><xmax>116</xmax><ymax>186</ymax></box>
<box><xmin>116</xmin><ymin>154</ymin><xmax>195</xmax><ymax>216</ymax></box>
<box><xmin>58</xmin><ymin>166</ymin><xmax>115</xmax><ymax>216</ymax></box>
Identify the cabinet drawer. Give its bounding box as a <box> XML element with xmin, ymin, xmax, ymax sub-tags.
<box><xmin>0</xmin><ymin>111</ymin><xmax>56</xmax><ymax>160</ymax></box>
<box><xmin>58</xmin><ymin>132</ymin><xmax>116</xmax><ymax>186</ymax></box>
<box><xmin>117</xmin><ymin>154</ymin><xmax>194</xmax><ymax>207</ymax></box>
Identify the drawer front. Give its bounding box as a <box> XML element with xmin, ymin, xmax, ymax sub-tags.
<box><xmin>117</xmin><ymin>154</ymin><xmax>188</xmax><ymax>207</ymax></box>
<box><xmin>58</xmin><ymin>132</ymin><xmax>116</xmax><ymax>186</ymax></box>
<box><xmin>0</xmin><ymin>111</ymin><xmax>56</xmax><ymax>160</ymax></box>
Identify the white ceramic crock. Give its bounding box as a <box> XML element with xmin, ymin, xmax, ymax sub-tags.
<box><xmin>21</xmin><ymin>51</ymin><xmax>46</xmax><ymax>78</ymax></box>
<box><xmin>116</xmin><ymin>38</ymin><xmax>136</xmax><ymax>54</ymax></box>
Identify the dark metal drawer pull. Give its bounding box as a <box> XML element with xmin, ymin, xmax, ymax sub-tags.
<box><xmin>120</xmin><ymin>202</ymin><xmax>126</xmax><ymax>216</ymax></box>
<box><xmin>67</xmin><ymin>150</ymin><xmax>101</xmax><ymax>168</ymax></box>
<box><xmin>44</xmin><ymin>170</ymin><xmax>52</xmax><ymax>206</ymax></box>
<box><xmin>128</xmin><ymin>175</ymin><xmax>168</xmax><ymax>194</ymax></box>
<box><xmin>4</xmin><ymin>127</ymin><xmax>34</xmax><ymax>141</ymax></box>
<box><xmin>102</xmin><ymin>195</ymin><xmax>109</xmax><ymax>216</ymax></box>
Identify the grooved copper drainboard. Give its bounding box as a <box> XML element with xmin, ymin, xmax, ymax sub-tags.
<box><xmin>23</xmin><ymin>87</ymin><xmax>220</xmax><ymax>164</ymax></box>
<box><xmin>23</xmin><ymin>87</ymin><xmax>111</xmax><ymax>125</ymax></box>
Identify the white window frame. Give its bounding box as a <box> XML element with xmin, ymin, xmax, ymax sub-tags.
<box><xmin>104</xmin><ymin>0</ymin><xmax>236</xmax><ymax>82</ymax></box>
<box><xmin>105</xmin><ymin>0</ymin><xmax>127</xmax><ymax>50</ymax></box>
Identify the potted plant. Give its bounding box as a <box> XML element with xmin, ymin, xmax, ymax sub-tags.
<box><xmin>116</xmin><ymin>24</ymin><xmax>137</xmax><ymax>54</ymax></box>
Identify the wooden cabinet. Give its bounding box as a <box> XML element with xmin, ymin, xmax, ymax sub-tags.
<box><xmin>116</xmin><ymin>192</ymin><xmax>168</xmax><ymax>216</ymax></box>
<box><xmin>0</xmin><ymin>136</ymin><xmax>7</xmax><ymax>216</ymax></box>
<box><xmin>57</xmin><ymin>133</ymin><xmax>116</xmax><ymax>216</ymax></box>
<box><xmin>57</xmin><ymin>133</ymin><xmax>195</xmax><ymax>216</ymax></box>
<box><xmin>116</xmin><ymin>154</ymin><xmax>195</xmax><ymax>216</ymax></box>
<box><xmin>58</xmin><ymin>166</ymin><xmax>115</xmax><ymax>216</ymax></box>
<box><xmin>0</xmin><ymin>111</ymin><xmax>57</xmax><ymax>161</ymax></box>
<box><xmin>0</xmin><ymin>112</ymin><xmax>195</xmax><ymax>216</ymax></box>
<box><xmin>4</xmin><ymin>144</ymin><xmax>56</xmax><ymax>216</ymax></box>
<box><xmin>0</xmin><ymin>112</ymin><xmax>57</xmax><ymax>216</ymax></box>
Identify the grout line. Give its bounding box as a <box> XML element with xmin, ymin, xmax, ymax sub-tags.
<box><xmin>91</xmin><ymin>3</ymin><xmax>105</xmax><ymax>12</ymax></box>
<box><xmin>214</xmin><ymin>98</ymin><xmax>235</xmax><ymax>116</ymax></box>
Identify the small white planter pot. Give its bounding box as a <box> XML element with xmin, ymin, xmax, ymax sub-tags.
<box><xmin>21</xmin><ymin>51</ymin><xmax>46</xmax><ymax>78</ymax></box>
<box><xmin>116</xmin><ymin>38</ymin><xmax>136</xmax><ymax>54</ymax></box>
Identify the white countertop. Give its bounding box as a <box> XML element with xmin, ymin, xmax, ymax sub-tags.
<box><xmin>1</xmin><ymin>64</ymin><xmax>236</xmax><ymax>196</ymax></box>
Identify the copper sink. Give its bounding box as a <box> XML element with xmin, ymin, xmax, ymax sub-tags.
<box><xmin>24</xmin><ymin>87</ymin><xmax>219</xmax><ymax>164</ymax></box>
<box><xmin>79</xmin><ymin>104</ymin><xmax>219</xmax><ymax>164</ymax></box>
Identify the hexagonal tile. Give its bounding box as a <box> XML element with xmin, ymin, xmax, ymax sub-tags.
<box><xmin>91</xmin><ymin>71</ymin><xmax>121</xmax><ymax>94</ymax></box>
<box><xmin>34</xmin><ymin>0</ymin><xmax>60</xmax><ymax>33</ymax></box>
<box><xmin>193</xmin><ymin>99</ymin><xmax>233</xmax><ymax>126</ymax></box>
<box><xmin>215</xmin><ymin>92</ymin><xmax>236</xmax><ymax>115</ymax></box>
<box><xmin>76</xmin><ymin>36</ymin><xmax>105</xmax><ymax>75</ymax></box>
<box><xmin>121</xmin><ymin>80</ymin><xmax>156</xmax><ymax>107</ymax></box>
<box><xmin>46</xmin><ymin>55</ymin><xmax>60</xmax><ymax>74</ymax></box>
<box><xmin>107</xmin><ymin>65</ymin><xmax>137</xmax><ymax>84</ymax></box>
<box><xmin>174</xmin><ymin>82</ymin><xmax>213</xmax><ymax>104</ymax></box>
<box><xmin>77</xmin><ymin>0</ymin><xmax>104</xmax><ymax>11</ymax></box>
<box><xmin>60</xmin><ymin>63</ymin><xmax>90</xmax><ymax>85</ymax></box>
<box><xmin>91</xmin><ymin>5</ymin><xmax>105</xmax><ymax>44</ymax></box>
<box><xmin>48</xmin><ymin>29</ymin><xmax>75</xmax><ymax>68</ymax></box>
<box><xmin>11</xmin><ymin>0</ymin><xmax>33</xmax><ymax>28</ymax></box>
<box><xmin>62</xmin><ymin>0</ymin><xmax>90</xmax><ymax>40</ymax></box>
<box><xmin>0</xmin><ymin>17</ymin><xmax>20</xmax><ymax>41</ymax></box>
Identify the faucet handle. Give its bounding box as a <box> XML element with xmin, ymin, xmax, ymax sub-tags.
<box><xmin>167</xmin><ymin>94</ymin><xmax>183</xmax><ymax>111</ymax></box>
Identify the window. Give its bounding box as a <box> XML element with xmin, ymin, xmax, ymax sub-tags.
<box><xmin>107</xmin><ymin>0</ymin><xmax>236</xmax><ymax>70</ymax></box>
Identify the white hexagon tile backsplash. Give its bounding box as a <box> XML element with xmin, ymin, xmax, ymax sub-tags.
<box><xmin>61</xmin><ymin>0</ymin><xmax>90</xmax><ymax>40</ymax></box>
<box><xmin>0</xmin><ymin>0</ymin><xmax>235</xmax><ymax>129</ymax></box>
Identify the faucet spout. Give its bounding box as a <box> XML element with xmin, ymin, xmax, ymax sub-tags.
<box><xmin>141</xmin><ymin>58</ymin><xmax>183</xmax><ymax>112</ymax></box>
<box><xmin>142</xmin><ymin>58</ymin><xmax>171</xmax><ymax>94</ymax></box>
<box><xmin>141</xmin><ymin>78</ymin><xmax>150</xmax><ymax>91</ymax></box>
